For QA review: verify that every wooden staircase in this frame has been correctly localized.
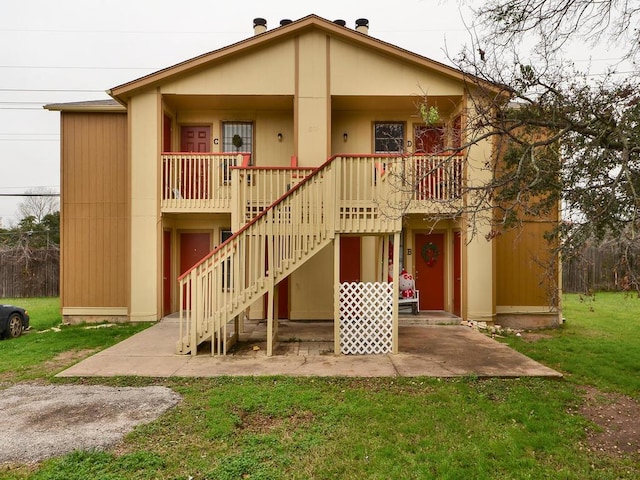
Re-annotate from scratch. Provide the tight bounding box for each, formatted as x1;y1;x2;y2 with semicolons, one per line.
175;154;461;355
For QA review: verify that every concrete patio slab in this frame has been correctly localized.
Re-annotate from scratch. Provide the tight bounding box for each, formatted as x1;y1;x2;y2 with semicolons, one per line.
57;316;562;379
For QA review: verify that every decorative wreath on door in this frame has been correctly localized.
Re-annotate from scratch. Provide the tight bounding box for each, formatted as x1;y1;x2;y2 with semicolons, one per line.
421;242;439;267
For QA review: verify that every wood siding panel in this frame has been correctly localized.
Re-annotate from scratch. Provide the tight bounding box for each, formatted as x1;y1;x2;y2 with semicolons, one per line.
495;222;557;307
60;112;129;309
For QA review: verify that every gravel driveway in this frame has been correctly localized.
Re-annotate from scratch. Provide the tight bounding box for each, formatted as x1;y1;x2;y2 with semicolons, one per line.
0;384;181;464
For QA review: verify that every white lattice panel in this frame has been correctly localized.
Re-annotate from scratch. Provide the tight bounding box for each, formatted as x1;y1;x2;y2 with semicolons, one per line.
339;282;393;354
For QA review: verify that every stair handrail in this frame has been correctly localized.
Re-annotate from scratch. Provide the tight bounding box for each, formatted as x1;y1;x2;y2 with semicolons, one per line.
177;155;338;354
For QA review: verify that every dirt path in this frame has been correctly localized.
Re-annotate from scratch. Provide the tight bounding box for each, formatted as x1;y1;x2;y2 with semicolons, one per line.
0;384;181;464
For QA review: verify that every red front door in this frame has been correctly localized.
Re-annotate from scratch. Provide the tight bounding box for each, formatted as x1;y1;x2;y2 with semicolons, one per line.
180;233;211;275
163;231;171;315
180;233;211;308
180;126;211;199
180;126;211;152
415;233;445;310
163;114;172;152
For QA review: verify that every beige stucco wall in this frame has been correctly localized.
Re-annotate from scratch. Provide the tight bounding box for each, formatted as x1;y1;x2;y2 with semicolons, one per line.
329;37;462;97
464;97;496;322
162;41;296;95
289;243;334;319
296;32;330;166
129;91;162;321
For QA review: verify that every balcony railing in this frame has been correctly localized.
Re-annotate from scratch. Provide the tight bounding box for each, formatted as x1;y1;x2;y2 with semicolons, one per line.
383;154;464;213
161;153;464;217
161;153;246;212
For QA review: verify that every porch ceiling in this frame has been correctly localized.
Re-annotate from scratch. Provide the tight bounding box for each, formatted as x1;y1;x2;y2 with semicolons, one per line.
162;94;294;110
331;95;462;114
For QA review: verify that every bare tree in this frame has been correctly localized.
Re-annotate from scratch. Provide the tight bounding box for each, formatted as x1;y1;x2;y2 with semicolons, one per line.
473;0;640;62
17;187;59;223
437;0;640;292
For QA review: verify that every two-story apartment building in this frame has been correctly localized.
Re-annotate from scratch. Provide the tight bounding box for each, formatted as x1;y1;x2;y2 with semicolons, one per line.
46;15;560;356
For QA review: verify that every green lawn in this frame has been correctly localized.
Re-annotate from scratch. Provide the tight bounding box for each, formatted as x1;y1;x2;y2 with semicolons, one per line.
0;294;638;479
0;297;150;383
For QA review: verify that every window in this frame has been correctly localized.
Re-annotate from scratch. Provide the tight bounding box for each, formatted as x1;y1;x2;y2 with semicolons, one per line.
374;122;404;153
221;122;253;184
223;122;253;155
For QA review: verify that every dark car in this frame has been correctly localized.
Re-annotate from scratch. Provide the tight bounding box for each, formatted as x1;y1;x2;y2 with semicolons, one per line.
0;304;30;339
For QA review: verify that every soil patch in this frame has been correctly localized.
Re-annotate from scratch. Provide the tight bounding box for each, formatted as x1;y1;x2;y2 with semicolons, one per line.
577;386;640;458
0;384;181;465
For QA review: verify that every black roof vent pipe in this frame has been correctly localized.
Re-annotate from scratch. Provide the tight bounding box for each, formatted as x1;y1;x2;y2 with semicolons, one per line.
253;18;267;35
355;18;369;34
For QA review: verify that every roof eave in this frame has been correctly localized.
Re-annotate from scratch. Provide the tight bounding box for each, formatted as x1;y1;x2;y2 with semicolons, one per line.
43;101;127;113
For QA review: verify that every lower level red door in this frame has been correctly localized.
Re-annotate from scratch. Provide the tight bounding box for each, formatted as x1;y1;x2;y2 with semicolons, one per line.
163;231;171;316
180;233;211;308
415;233;445;310
340;236;361;282
180;233;211;274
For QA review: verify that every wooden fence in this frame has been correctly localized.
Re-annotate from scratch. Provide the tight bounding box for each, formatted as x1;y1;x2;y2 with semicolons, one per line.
562;244;639;293
0;247;59;297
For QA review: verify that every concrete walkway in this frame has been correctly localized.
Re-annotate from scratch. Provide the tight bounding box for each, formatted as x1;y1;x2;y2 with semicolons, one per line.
57;315;562;378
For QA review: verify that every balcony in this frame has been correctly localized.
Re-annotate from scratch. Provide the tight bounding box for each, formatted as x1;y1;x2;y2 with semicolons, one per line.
161;153;246;212
161;153;464;220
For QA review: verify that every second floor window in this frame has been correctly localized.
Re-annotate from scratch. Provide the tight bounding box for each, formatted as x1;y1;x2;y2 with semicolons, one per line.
223;122;253;155
374;122;404;153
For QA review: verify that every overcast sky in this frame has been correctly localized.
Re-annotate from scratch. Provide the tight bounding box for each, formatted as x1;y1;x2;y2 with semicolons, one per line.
0;0;623;226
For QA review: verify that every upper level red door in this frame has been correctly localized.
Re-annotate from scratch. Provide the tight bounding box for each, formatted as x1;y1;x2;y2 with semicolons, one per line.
179;126;211;199
414;233;445;310
181;126;211;152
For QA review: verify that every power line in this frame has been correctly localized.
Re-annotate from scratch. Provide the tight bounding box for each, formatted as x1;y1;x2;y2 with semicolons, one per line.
0;102;49;105
0;27;244;35
0;65;158;70
0;137;60;141
0;107;49;111
0;193;60;197
0;88;105;93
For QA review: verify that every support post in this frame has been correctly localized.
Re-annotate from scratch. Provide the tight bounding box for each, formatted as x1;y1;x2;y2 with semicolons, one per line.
382;236;390;281
273;282;280;341
334;234;341;355
266;211;275;357
392;232;400;354
190;270;198;356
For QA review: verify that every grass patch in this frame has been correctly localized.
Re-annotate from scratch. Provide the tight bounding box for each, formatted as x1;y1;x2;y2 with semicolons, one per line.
503;292;640;397
12;377;626;480
0;293;638;479
0;297;150;382
1;297;61;330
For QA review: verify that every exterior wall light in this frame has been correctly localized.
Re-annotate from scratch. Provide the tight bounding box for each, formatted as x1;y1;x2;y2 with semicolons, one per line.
343;132;348;142
277;132;283;142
